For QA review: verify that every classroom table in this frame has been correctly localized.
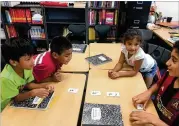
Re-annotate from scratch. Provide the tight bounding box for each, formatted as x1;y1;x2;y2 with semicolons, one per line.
61;45;89;72
1;73;86;126
89;43;122;70
83;69;158;126
148;26;179;47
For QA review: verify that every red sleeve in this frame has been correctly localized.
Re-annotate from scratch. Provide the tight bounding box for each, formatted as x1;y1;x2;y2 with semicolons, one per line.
33;64;52;82
156;72;168;87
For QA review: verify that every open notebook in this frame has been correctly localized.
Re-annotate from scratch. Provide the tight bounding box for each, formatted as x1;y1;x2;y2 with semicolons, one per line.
86;53;112;66
10;91;54;110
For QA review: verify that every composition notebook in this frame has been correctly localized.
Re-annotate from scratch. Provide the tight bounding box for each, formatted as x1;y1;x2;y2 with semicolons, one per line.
167;37;179;44
85;53;112;66
72;44;87;53
10;91;54;110
82;103;124;126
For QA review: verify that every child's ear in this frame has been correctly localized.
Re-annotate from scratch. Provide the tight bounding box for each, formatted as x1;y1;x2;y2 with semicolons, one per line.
9;59;18;67
52;52;59;59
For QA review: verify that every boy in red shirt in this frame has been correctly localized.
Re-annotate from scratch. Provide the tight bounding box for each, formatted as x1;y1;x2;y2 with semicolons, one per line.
33;36;72;83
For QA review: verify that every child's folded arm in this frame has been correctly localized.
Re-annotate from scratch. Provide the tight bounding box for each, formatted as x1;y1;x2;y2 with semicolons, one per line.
39;73;61;83
14;91;34;102
25;82;47;89
14;88;50;102
112;52;125;72
117;59;143;77
25;80;55;90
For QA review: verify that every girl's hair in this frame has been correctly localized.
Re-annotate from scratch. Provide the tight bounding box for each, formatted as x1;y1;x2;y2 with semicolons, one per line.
173;40;179;54
121;29;142;44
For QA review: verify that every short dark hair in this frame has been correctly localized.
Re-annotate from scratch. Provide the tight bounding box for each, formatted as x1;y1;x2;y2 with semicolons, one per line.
173;40;179;54
122;29;142;44
50;36;72;55
1;38;34;64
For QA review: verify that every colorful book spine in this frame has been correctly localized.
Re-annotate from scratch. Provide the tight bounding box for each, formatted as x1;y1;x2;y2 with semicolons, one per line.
89;27;95;40
105;12;114;25
6;25;17;38
26;9;32;23
102;9;106;24
5;10;12;23
30;26;45;39
115;10;118;25
6;9;32;23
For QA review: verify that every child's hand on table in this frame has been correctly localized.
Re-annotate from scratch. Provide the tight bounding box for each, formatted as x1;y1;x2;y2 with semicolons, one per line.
45;84;54;92
31;88;49;98
108;70;120;79
132;90;152;110
53;69;62;82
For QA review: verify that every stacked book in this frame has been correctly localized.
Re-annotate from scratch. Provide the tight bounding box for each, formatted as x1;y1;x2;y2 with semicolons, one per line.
1;1;20;7
31;8;43;24
88;1;120;8
30;26;45;39
6;25;17;38
5;9;32;23
89;10;118;25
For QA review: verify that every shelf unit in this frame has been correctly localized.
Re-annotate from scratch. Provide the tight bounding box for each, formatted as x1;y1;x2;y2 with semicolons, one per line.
1;1;124;51
1;2;88;53
1;3;48;53
43;4;88;44
87;1;120;43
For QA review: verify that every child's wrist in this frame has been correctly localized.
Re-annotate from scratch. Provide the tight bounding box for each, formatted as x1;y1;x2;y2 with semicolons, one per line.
151;117;167;126
117;71;121;77
29;90;36;97
148;88;154;96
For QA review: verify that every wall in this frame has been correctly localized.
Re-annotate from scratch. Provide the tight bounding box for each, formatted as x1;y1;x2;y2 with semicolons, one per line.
155;1;179;21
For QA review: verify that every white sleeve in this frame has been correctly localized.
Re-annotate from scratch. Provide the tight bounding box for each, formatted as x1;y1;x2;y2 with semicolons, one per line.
121;44;127;54
135;48;145;60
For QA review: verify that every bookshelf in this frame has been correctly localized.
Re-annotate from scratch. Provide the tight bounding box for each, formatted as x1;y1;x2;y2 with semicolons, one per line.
46;22;85;25
1;1;122;52
43;4;87;43
87;1;120;43
1;3;48;53
88;7;119;10
1;2;87;53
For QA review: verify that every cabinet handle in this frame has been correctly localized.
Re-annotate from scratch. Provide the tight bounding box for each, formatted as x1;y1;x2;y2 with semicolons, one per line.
134;20;140;24
132;26;139;29
137;1;143;4
136;7;143;10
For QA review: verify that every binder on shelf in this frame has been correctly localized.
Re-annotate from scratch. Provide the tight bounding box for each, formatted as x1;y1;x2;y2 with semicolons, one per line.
89;28;95;40
115;10;118;25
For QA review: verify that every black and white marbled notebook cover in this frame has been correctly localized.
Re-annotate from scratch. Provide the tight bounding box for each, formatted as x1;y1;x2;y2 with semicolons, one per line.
72;44;87;53
82;103;124;126
10;91;54;110
85;54;112;66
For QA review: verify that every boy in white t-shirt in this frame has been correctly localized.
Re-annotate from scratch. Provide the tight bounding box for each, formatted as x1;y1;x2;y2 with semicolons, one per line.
108;29;157;87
